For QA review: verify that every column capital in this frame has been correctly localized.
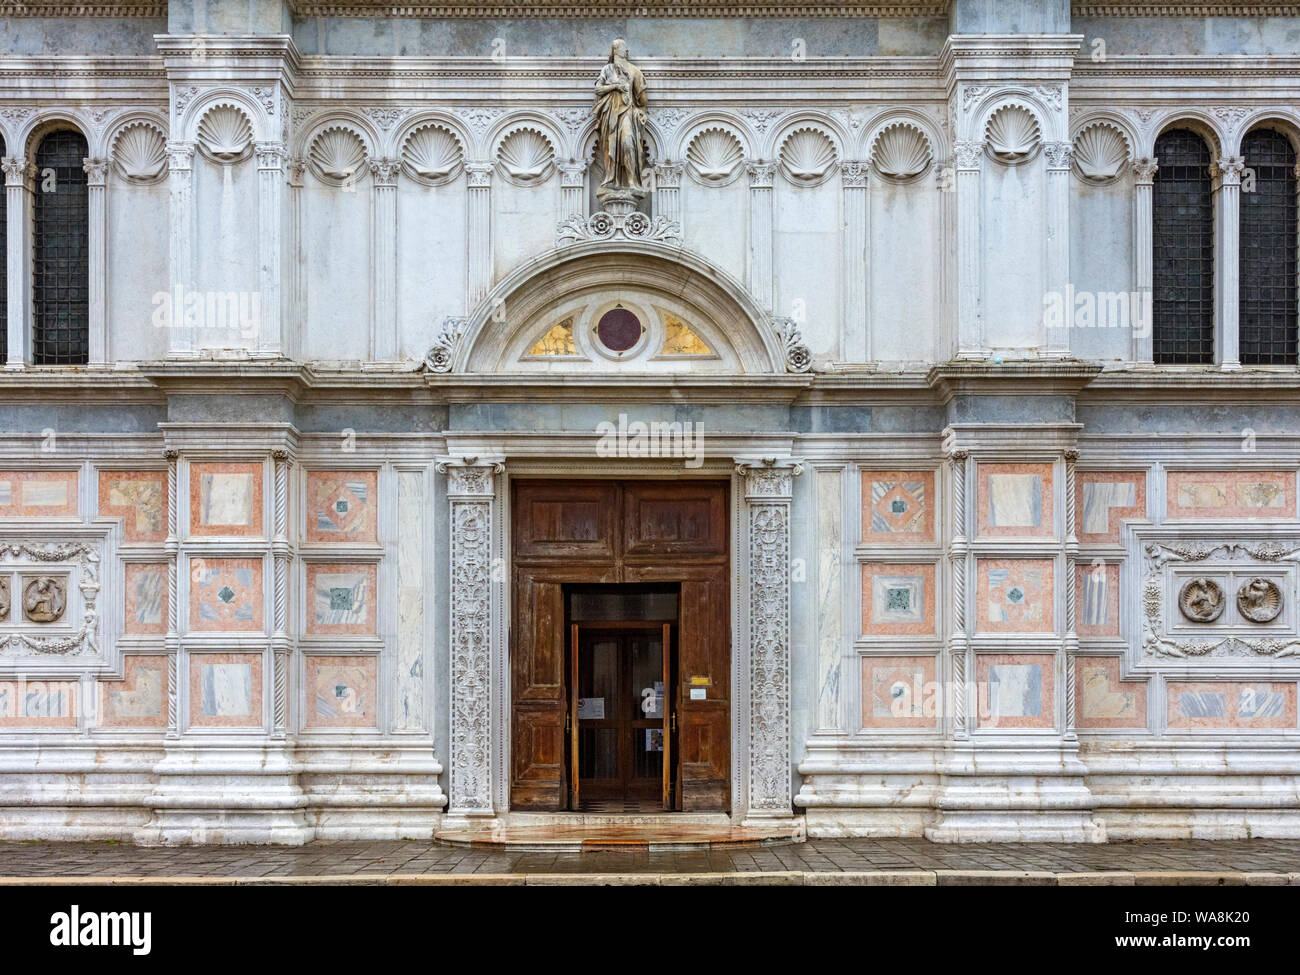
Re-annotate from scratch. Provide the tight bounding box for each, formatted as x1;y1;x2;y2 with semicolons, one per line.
255;142;287;171
1132;156;1157;185
841;160;870;188
1;155;26;187
746;160;776;188
558;162;586;188
735;457;803;500
82;156;108;186
466;161;493;187
286;156;306;187
369;157;400;187
953;140;984;170
653;161;683;188
1211;154;1246;188
165;141;195;172
1043;141;1073;171
437;456;505;497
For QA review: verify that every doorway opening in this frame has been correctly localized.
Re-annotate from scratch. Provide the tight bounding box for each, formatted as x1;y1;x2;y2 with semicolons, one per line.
567;584;679;812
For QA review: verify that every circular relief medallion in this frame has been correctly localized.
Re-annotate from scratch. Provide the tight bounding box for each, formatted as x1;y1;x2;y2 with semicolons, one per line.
1178;577;1225;623
22;576;66;624
595;307;643;354
1237;577;1283;623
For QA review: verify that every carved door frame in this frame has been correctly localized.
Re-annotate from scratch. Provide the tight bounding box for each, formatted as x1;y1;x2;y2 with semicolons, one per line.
439;452;801;826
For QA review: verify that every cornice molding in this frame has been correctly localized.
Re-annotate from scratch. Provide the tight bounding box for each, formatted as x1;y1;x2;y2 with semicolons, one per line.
1072;3;1300;15
287;1;948;15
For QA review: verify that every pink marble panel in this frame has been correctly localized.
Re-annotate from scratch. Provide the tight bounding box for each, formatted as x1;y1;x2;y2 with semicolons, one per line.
189;462;263;538
1075;470;1146;544
975;653;1056;730
188;652;263;728
1166;681;1297;730
305;470;379;544
100;655;168;728
98;470;167;543
1075;657;1147;730
304;655;378;729
977;462;1054;539
861;562;937;636
977;558;1055;634
861;470;935;544
860;655;938;729
1165;470;1296;520
0;470;79;520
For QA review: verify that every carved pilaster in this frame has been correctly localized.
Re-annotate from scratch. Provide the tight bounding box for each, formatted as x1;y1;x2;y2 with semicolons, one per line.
946;449;969;739
370;158;400;360
842;161;870;361
1044;144;1072;356
746;162;776;312
654;162;682;227
953;142;984;357
438;456;504;817
164;448;180;739
254;143;286;358
1131;158;1157;362
82;158;108;364
166;142;195;356
466;162;493;306
736;458;802;816
559;161;586;218
271;448;293;739
4;156;28;365
1212;155;1246;370
1063;449;1080;740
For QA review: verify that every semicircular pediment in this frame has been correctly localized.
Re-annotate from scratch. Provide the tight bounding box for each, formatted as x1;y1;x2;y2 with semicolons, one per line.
457;244;788;375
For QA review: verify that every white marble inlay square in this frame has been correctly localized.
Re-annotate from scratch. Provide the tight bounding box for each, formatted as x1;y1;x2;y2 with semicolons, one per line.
989;474;1042;527
200;473;254;527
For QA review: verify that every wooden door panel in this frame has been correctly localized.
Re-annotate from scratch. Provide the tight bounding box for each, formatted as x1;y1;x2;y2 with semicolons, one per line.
623;481;726;558
511;704;566;809
513;480;618;561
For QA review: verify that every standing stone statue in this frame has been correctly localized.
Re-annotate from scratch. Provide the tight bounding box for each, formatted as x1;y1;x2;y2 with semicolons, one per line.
593;38;650;210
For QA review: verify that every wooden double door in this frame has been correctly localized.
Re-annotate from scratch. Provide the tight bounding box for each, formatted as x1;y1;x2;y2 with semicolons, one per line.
511;479;730;813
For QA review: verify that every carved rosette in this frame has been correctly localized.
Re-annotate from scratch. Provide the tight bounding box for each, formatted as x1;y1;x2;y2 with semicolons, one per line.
555;210;683;247
737;459;801;815
438;457;504;815
424;316;467;374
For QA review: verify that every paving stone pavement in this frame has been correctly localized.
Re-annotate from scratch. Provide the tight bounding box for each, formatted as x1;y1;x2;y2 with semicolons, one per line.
2;837;1300;883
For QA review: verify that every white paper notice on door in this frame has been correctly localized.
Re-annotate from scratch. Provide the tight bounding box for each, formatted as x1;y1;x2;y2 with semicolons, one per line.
578;697;605;719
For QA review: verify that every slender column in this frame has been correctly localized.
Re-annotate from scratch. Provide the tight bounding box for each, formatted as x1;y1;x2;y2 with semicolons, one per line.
559;162;585;218
946;449;969;739
1062;448;1080;740
2;156;29;367
164;448;180;739
465;162;493;308
746;162;775;313
271;448;293;739
1131;158;1157;362
255;142;286;358
166;142;195;357
841;161;869;362
954;141;984;357
736;458;802;817
654;162;682;227
1044;142;1072;356
1213;155;1245;370
82;157;108;364
369;158;399;360
438;457;504;818
286;158;306;360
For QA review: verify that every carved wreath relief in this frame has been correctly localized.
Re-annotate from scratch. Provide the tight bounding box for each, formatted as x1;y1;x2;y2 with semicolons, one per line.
1237;578;1283;624
1178;577;1225;623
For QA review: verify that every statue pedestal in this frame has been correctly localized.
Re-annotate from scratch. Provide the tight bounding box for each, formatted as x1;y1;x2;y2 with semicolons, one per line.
596;186;644;216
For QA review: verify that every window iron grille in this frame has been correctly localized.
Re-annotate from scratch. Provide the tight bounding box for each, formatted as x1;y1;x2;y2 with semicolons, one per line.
1152;129;1215;364
32;129;89;365
1240;128;1298;365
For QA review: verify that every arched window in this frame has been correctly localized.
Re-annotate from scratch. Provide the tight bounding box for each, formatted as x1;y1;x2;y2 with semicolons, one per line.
32;129;89;365
1240;128;1298;365
1152;129;1214;364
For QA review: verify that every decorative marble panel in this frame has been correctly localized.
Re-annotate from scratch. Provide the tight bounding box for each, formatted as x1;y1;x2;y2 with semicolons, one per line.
189;463;263;538
977;558;1055;633
0;679;78;727
1165;681;1296;730
304;655;378;729
1076;471;1146;545
124;563;168;635
861;470;934;544
99;655;167;728
860;562;936;636
189;557;264;633
394;471;425;732
305;470;378;544
188;652;262;728
306;563;377;636
975;653;1055;730
1074;657;1146;730
860;654;938;729
977;463;1054;538
1165;471;1296;521
0;471;79;520
1076;562;1120;639
98;471;167;544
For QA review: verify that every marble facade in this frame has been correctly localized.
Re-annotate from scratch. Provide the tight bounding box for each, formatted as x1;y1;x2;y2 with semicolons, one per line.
0;1;1299;843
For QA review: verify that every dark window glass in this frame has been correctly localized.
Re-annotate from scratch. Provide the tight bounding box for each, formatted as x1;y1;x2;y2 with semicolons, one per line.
1240;129;1298;365
0;135;6;362
32;129;89;365
1153;129;1214;364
